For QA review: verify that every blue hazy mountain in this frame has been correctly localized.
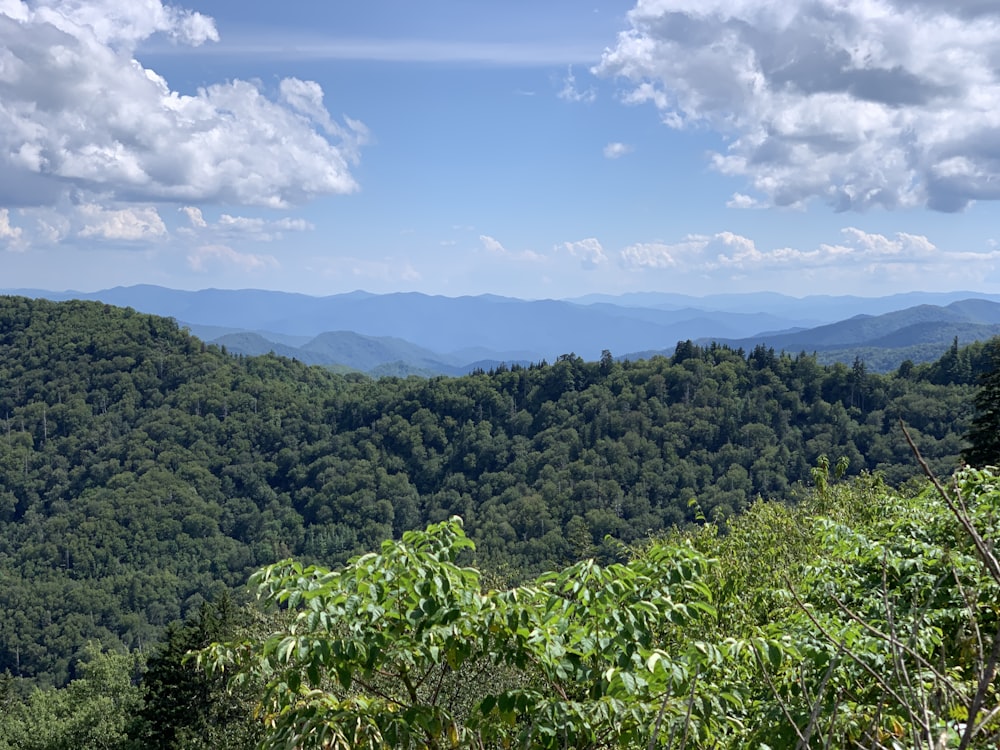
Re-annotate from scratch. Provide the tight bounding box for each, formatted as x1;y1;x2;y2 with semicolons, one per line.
705;301;1000;351
569;290;1000;319
2;285;820;360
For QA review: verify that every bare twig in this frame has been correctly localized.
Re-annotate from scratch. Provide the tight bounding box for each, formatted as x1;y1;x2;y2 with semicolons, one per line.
786;583;919;732
959;623;1000;750
900;420;1000;750
751;647;808;746
827;591;962;700
646;679;675;750
798;646;843;750
677;664;702;750
899;421;1000;585
880;556;930;749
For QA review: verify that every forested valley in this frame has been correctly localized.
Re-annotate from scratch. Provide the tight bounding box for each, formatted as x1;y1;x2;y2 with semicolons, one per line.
1;295;997;749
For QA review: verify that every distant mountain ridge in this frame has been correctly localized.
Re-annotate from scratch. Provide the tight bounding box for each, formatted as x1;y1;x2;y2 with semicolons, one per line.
662;299;1000;372
211;330;495;376
4;285;1000;374
704;300;1000;352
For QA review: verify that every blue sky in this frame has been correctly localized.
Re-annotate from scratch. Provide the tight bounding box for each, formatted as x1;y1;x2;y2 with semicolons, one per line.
2;0;1000;299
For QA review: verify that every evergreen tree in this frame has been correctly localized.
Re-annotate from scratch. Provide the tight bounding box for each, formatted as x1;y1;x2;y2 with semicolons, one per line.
134;594;261;749
963;338;1000;466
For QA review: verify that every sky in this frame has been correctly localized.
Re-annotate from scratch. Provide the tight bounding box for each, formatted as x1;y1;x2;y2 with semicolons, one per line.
2;0;1000;299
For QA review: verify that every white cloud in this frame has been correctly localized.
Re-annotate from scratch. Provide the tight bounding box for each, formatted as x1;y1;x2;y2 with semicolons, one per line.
33;212;69;243
180;206;206;228
620;238;705;269
835;227;937;259
603;142;633;159
726;193;763;209
0;1;367;210
558;65;596;104
5;200;315;250
558;237;607;269
218;214;266;233
279;77;370;163
187;244;278;272
619;228;955;273
77;204;166;240
0;207;23;246
479;234;543;262
274;217;314;232
37;0;217;47
280;78;336;131
598;0;1000;212
0;2;28;22
480;234;507;254
178;209;314;240
702;232;766;268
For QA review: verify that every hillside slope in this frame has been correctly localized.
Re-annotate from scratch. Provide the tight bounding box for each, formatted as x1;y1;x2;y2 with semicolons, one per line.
0;296;982;687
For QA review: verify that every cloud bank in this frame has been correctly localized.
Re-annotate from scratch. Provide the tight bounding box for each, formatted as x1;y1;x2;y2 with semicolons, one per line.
0;0;367;209
618;228;1000;274
598;0;1000;212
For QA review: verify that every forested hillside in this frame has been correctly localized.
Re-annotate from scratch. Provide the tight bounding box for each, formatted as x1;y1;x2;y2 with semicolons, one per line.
6;471;1000;748
0;297;985;687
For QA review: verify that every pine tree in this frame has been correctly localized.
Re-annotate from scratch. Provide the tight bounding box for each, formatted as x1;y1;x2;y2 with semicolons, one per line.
134;594;260;749
963;338;1000;467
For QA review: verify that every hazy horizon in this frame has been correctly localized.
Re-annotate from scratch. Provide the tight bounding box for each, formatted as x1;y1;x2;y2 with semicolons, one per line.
7;283;1000;306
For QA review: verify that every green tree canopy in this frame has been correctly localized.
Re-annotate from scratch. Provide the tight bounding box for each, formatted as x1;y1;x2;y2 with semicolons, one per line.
964;339;1000;466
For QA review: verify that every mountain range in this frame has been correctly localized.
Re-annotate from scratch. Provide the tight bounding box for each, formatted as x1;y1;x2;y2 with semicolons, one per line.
4;285;1000;374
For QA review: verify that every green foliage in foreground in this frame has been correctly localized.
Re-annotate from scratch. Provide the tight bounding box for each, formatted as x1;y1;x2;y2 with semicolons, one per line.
200;466;1000;749
201;518;736;749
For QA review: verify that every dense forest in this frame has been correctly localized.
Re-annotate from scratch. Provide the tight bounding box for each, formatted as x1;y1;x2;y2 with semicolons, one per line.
0;296;992;695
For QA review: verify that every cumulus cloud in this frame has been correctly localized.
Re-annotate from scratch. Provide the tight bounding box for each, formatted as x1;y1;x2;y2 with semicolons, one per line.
597;0;1000;212
558;238;607;269
620;237;706;269
29;0;218;48
0;207;23;246
187;244;278;272
726;193;763;209
603;142;633;159
179;205;207;228
77;203;166;240
0;1;367;209
557;65;596;103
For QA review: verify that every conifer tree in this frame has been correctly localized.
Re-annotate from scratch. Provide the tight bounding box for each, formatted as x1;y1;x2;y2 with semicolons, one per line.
963;338;1000;467
135;594;260;749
